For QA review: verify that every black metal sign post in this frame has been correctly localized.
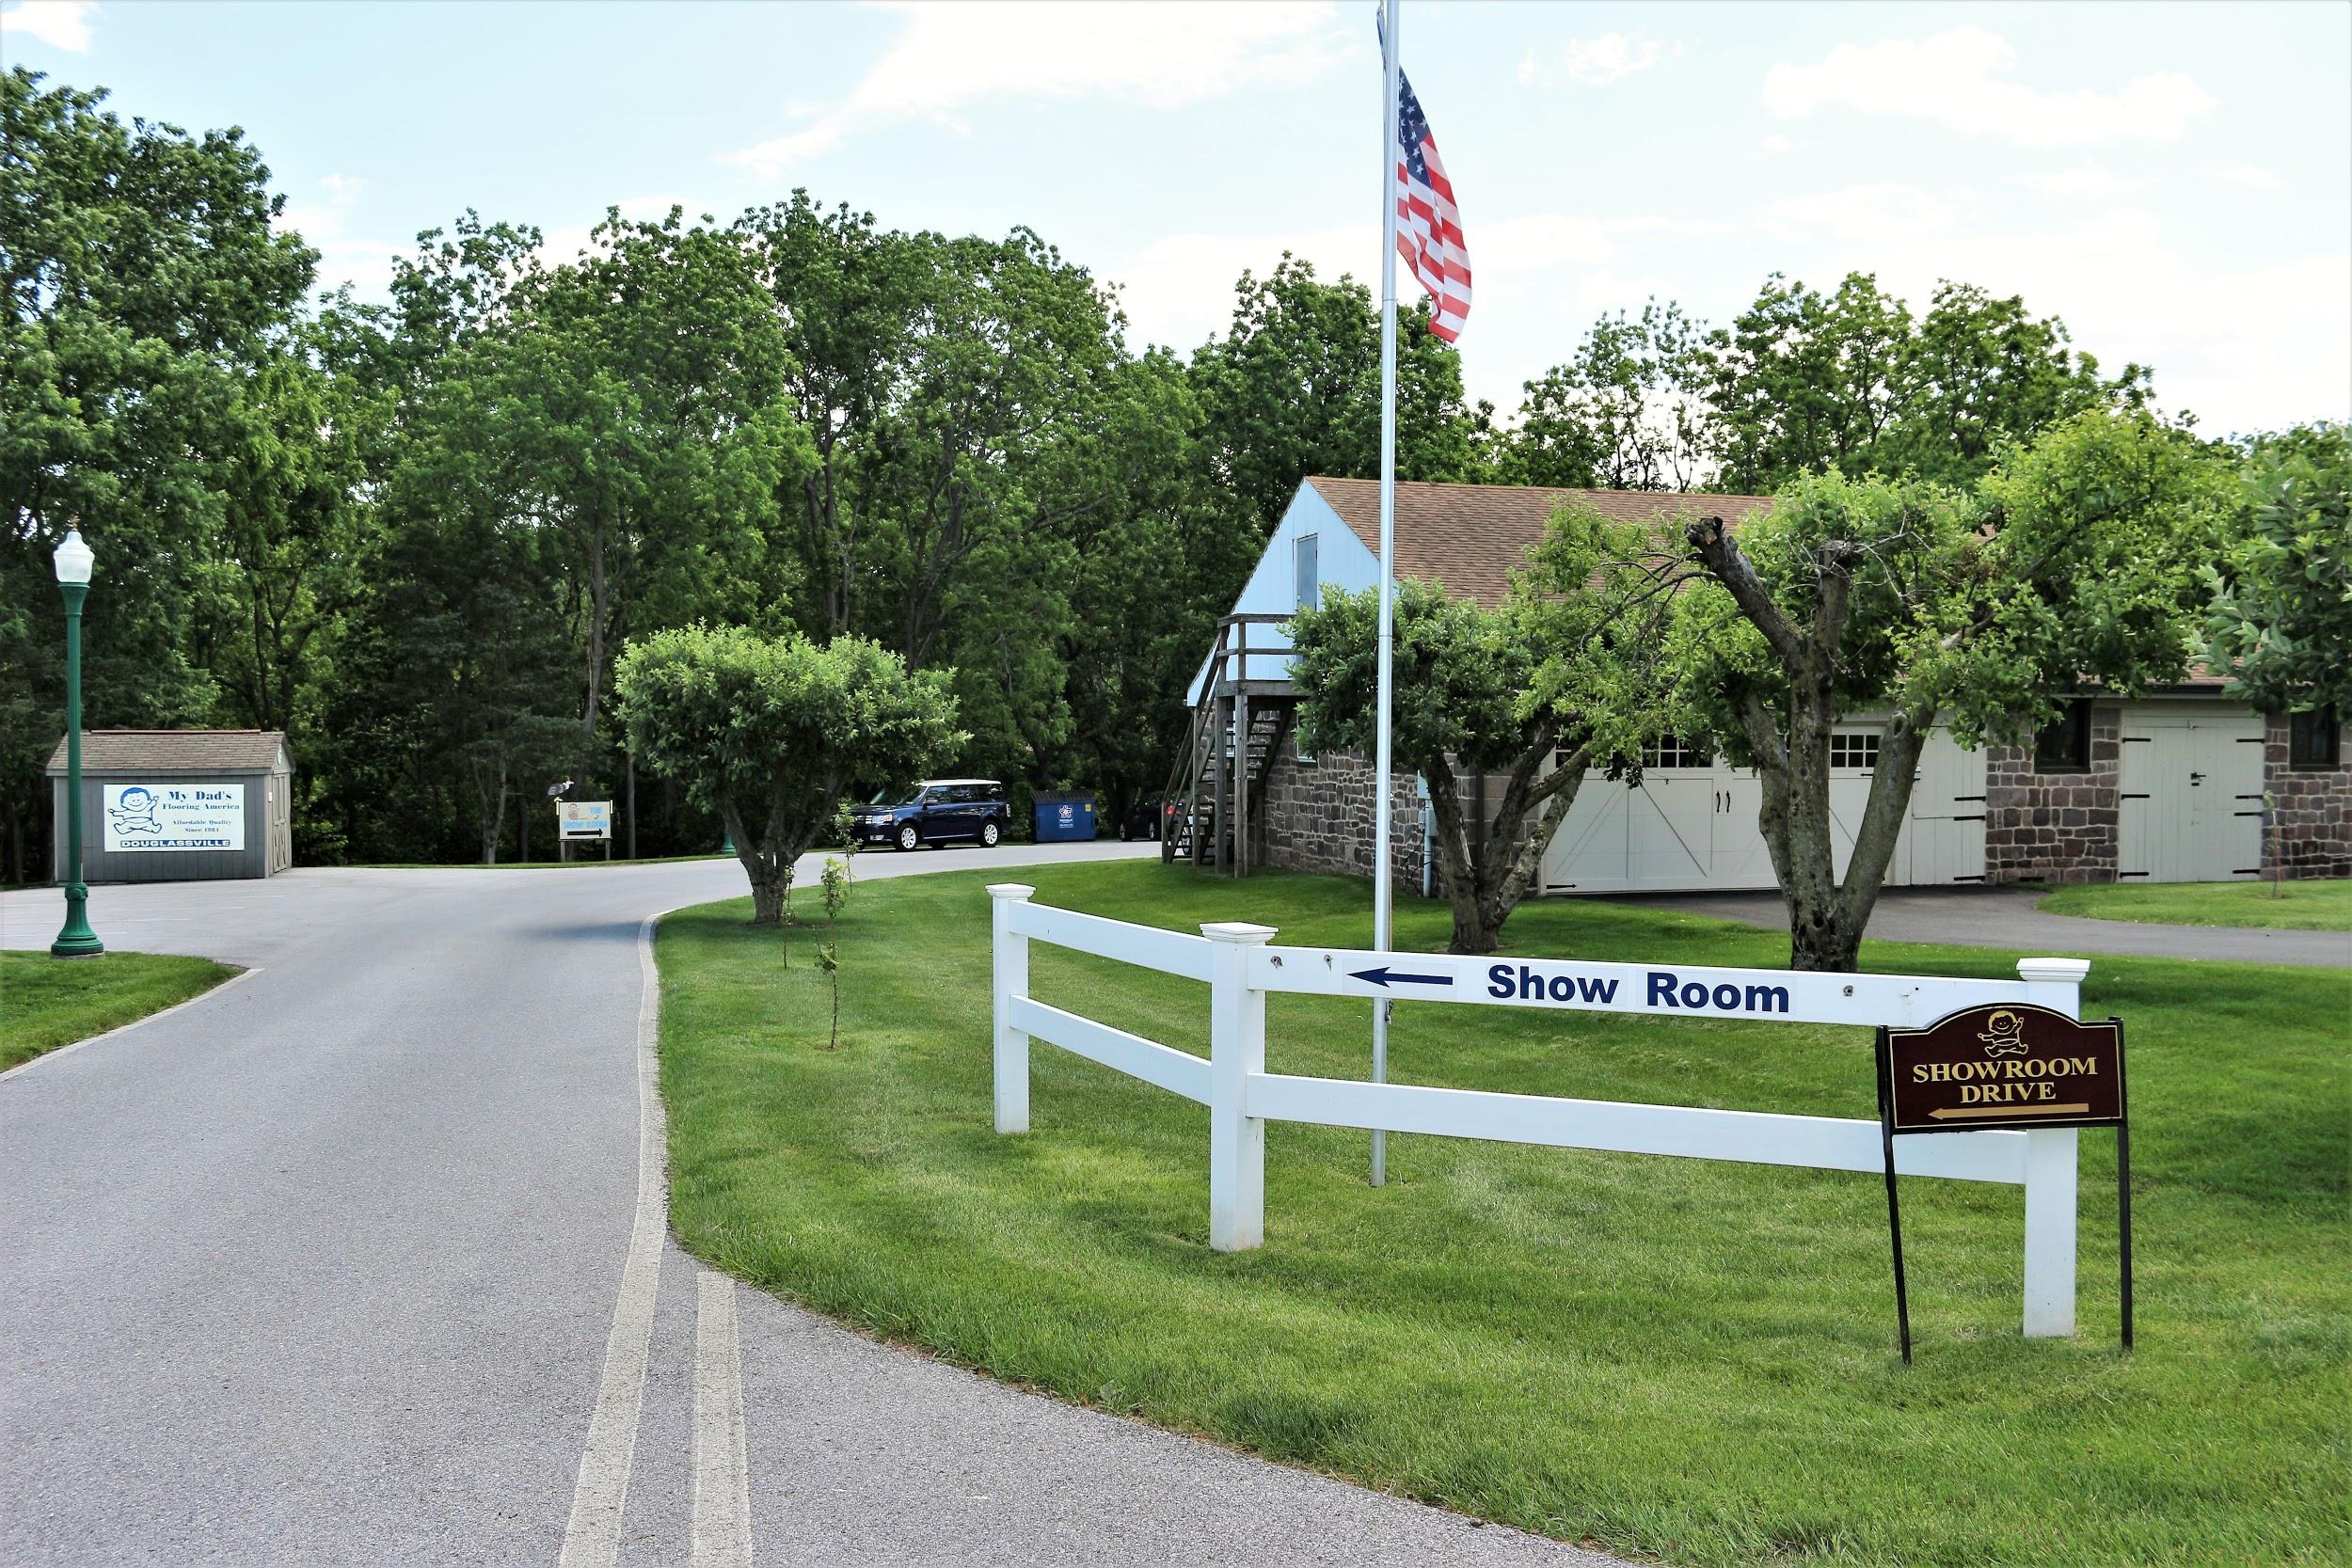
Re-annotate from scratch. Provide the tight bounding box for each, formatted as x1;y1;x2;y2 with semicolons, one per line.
1876;1006;2132;1360
1874;1026;1914;1363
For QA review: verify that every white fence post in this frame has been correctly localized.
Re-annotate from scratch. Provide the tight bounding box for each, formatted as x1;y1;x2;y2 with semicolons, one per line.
1203;919;1278;1251
2016;957;2090;1338
989;884;1036;1135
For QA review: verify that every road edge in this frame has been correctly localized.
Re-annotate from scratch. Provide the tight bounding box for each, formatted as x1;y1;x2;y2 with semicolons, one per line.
0;964;260;1085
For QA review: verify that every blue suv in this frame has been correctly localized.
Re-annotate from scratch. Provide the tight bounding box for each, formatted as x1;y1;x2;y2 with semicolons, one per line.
854;779;1013;851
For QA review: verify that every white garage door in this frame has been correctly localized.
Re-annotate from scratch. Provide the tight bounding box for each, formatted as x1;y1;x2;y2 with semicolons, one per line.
1542;729;1987;894
2118;713;2265;881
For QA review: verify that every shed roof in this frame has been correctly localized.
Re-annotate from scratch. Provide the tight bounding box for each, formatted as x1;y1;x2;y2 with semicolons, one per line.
45;729;290;776
1303;476;1774;609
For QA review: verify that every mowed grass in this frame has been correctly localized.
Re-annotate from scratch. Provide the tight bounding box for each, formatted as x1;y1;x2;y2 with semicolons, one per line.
2039;878;2352;932
0;949;241;1069
658;862;2348;1567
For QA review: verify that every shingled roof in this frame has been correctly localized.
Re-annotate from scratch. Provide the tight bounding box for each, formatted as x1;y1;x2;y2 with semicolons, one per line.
44;730;290;775
1304;476;1773;608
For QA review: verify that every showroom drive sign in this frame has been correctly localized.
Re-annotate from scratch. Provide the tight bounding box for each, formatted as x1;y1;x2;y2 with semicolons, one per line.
103;784;245;852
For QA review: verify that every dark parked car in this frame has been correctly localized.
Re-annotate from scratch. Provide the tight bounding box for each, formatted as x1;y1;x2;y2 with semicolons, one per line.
1118;793;1168;842
852;779;1013;851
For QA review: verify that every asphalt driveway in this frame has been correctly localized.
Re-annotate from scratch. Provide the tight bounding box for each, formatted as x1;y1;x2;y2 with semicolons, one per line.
1;847;1616;1568
1611;884;2349;968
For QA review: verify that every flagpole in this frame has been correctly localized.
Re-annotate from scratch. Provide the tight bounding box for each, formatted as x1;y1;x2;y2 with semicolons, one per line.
1370;0;1402;1188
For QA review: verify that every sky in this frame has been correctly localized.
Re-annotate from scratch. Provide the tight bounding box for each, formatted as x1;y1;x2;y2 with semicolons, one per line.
6;0;2348;436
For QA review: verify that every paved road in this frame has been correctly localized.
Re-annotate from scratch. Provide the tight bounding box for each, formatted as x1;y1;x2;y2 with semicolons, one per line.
1;850;1615;1568
1613;885;2350;969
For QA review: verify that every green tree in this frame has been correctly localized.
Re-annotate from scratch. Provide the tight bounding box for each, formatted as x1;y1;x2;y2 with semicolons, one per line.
2202;423;2352;716
1700;273;1916;493
613;625;962;925
1189;255;1482;537
741;198;1167;784
1699;272;2151;493
1490;300;1711;492
425;212;809;786
0;69;314;878
1672;410;2232;971
201;301;398;741
1289;506;1677;954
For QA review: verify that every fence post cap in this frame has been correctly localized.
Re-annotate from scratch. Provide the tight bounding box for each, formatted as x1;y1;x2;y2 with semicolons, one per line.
986;883;1037;901
2015;957;2091;983
1200;921;1278;944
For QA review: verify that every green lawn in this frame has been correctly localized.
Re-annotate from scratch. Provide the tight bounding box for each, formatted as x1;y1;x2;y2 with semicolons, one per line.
2038;879;2352;931
0;949;242;1070
658;862;2347;1567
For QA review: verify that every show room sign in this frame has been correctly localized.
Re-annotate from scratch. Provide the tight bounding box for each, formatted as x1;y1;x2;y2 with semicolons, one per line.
102;784;246;852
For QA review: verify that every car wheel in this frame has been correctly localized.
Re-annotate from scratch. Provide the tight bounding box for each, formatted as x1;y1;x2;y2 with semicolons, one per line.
897;823;921;851
980;820;1001;847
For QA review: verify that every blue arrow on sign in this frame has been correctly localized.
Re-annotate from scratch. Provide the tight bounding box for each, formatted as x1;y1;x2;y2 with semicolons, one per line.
1350;966;1454;989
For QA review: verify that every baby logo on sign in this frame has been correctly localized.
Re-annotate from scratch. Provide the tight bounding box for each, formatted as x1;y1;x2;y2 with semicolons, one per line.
1882;1004;2125;1132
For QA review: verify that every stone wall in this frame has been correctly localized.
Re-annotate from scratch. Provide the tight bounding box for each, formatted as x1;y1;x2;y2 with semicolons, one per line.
1982;706;2122;884
2264;710;2352;879
1255;735;1429;897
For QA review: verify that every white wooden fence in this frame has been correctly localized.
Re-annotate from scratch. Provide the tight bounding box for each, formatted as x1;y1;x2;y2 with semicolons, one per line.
988;883;2092;1338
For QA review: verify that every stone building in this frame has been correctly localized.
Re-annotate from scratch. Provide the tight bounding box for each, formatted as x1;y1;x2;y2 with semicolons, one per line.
1168;476;2347;895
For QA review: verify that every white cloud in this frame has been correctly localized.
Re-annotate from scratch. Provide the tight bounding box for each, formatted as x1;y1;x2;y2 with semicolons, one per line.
725;1;1343;176
277;175;401;299
1107;226;1365;352
1761;26;2216;147
1755;134;1797;159
2011;166;2153;203
2206;163;2286;192
1518;34;1668;88
0;0;95;51
1764;182;1962;245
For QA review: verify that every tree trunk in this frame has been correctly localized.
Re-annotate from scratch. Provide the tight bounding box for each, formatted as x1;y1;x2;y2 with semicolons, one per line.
1421;736;1586;957
724;800;788;926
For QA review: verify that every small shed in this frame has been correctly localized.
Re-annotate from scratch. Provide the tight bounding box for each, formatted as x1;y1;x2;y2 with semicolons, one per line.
45;730;294;882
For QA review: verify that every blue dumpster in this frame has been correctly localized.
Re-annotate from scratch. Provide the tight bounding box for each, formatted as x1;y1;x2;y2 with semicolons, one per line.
1032;792;1099;843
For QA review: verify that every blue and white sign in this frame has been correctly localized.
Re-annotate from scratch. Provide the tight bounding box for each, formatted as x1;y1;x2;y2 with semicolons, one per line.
102;783;245;852
558;800;612;839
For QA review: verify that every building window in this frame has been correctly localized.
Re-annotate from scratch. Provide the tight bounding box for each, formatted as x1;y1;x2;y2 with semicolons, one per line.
1829;732;1881;771
1641;736;1712;769
1295;533;1319;612
2034;700;2093;772
2289;705;2341;768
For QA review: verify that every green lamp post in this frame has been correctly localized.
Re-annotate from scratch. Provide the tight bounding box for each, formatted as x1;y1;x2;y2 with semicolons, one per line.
51;528;103;959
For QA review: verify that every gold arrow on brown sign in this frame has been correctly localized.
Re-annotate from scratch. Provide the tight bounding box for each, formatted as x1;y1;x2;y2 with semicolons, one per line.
1928;1102;2091;1120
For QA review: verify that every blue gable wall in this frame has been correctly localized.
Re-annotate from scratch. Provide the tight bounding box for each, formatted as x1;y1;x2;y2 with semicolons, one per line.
1184;483;1380;705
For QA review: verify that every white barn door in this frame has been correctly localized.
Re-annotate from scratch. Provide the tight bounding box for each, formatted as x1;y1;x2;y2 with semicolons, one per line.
1908;733;1989;884
2119;711;2265;881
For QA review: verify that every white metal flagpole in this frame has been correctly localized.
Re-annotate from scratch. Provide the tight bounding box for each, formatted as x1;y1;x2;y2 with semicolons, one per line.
1370;0;1402;1188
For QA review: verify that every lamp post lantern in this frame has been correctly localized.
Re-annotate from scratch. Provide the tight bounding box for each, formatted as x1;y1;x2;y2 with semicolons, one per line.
51;529;103;958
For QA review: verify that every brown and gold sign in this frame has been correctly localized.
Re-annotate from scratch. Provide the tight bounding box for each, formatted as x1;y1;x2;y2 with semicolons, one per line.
1881;1004;2124;1132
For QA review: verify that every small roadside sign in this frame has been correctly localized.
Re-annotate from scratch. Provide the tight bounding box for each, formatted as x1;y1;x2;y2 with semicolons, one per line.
1874;1004;2133;1360
557;800;612;840
1882;1005;2124;1132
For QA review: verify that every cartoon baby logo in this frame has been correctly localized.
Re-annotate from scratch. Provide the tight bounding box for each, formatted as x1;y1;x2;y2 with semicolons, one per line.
107;786;163;838
1977;1007;2030;1057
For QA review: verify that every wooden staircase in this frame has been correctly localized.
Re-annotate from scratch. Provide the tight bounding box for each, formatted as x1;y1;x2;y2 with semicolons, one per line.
1162;614;1298;876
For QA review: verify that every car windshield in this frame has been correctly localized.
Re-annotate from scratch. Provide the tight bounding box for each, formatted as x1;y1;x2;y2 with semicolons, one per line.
867;786;921;808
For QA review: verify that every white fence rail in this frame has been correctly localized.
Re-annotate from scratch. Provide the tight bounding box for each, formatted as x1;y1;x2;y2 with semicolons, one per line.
988;883;2090;1338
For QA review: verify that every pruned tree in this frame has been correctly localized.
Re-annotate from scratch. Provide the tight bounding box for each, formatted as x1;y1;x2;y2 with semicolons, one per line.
1289;505;1677;955
613;626;961;925
1671;409;2233;971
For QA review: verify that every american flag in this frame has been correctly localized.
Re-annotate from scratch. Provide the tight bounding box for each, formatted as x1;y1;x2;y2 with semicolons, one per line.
1392;58;1470;342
